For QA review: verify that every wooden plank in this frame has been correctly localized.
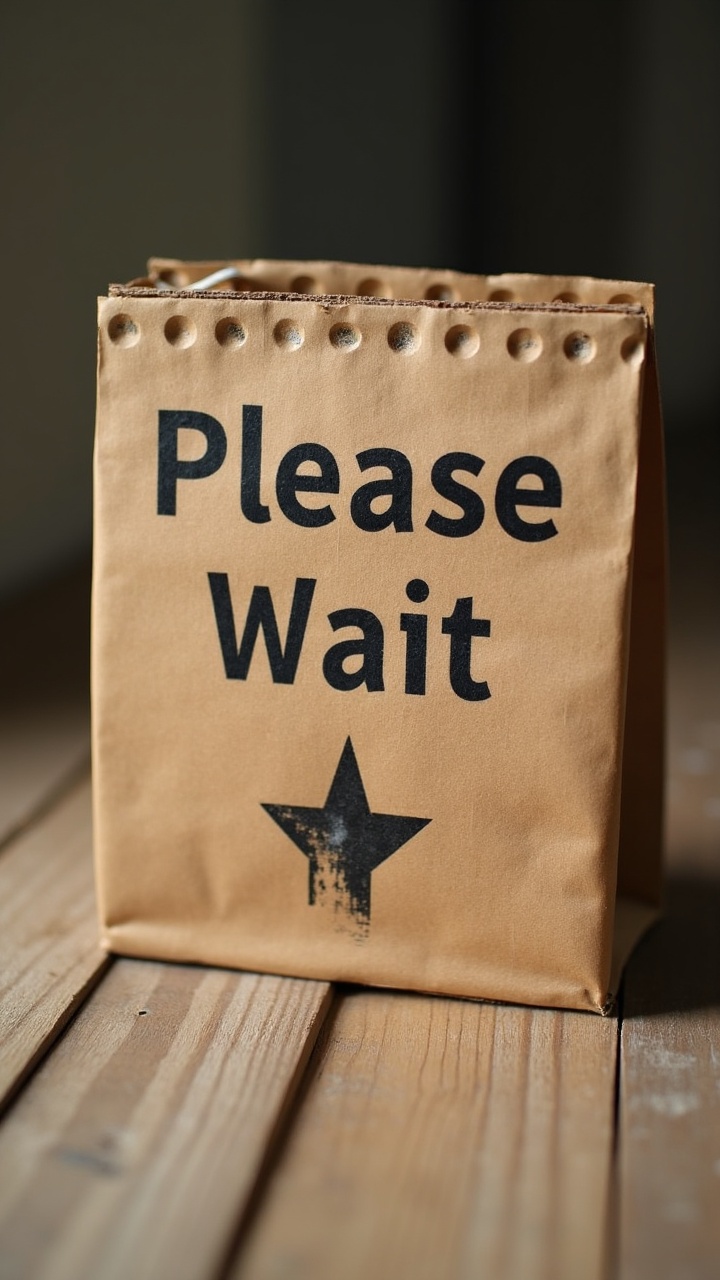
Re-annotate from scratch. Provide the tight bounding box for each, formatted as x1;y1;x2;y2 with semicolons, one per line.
617;489;720;1280
232;989;617;1280
618;765;720;1280
619;918;720;1280
0;958;333;1280
0;563;90;847
0;775;109;1114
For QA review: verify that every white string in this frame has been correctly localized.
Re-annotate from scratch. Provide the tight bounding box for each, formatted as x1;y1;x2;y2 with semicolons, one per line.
156;266;243;292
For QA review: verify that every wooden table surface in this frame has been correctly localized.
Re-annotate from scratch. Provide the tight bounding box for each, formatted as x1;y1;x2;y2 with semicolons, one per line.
1;435;718;1279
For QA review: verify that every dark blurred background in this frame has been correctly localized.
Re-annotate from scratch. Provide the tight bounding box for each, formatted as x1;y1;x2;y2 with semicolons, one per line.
1;0;718;614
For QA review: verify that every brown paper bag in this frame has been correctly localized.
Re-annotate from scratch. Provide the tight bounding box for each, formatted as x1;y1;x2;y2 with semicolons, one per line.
92;258;665;1013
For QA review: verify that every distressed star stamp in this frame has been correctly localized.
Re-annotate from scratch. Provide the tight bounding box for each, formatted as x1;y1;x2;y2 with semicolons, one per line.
262;738;431;936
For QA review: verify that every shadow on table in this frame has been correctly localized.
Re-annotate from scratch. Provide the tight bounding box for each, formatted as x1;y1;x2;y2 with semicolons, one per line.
622;870;720;1018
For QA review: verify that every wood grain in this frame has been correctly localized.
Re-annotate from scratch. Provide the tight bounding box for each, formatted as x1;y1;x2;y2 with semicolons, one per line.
0;563;90;847
0;775;109;1114
619;993;720;1280
233;988;618;1280
0;958;332;1280
0;436;716;1280
618;790;720;1277
617;497;720;1280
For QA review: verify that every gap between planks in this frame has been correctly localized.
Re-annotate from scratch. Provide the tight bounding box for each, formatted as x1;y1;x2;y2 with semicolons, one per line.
229;986;620;1280
0;563;100;1112
0;960;333;1280
0;773;110;1115
0;756;620;1280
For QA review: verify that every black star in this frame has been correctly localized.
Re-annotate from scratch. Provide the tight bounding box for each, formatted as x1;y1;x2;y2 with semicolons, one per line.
262;738;431;932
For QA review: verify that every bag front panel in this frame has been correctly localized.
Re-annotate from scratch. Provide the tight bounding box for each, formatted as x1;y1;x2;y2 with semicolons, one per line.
93;289;647;1010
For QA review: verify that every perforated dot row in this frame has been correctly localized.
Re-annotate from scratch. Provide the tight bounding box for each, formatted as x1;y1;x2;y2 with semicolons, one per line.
159;269;643;309
107;314;643;365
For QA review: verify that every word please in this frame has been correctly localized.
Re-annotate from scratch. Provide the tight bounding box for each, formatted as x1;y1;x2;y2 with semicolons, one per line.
158;407;563;541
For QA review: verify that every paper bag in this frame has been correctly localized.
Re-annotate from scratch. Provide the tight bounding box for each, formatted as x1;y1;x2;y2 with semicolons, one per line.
92;258;666;1013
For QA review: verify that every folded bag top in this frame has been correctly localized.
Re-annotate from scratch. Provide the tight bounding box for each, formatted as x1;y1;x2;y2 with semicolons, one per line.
92;259;665;1013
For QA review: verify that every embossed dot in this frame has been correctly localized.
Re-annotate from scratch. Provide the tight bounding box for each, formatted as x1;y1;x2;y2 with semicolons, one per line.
291;274;322;294
489;289;515;302
563;331;596;363
425;283;458;302
621;335;645;366
358;277;392;298
274;319;304;350
107;314;140;347
388;322;419;354
507;328;542;362
329;323;361;351
553;291;581;303
215;318;246;348
610;292;638;305
445;324;480;358
164;316;196;348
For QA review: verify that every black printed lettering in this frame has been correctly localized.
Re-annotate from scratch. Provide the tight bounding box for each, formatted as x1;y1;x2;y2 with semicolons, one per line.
158;410;227;516
208;574;316;683
494;455;562;542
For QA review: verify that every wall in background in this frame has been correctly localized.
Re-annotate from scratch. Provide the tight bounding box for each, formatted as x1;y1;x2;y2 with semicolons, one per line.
629;0;720;423
0;0;265;598
458;0;720;425
1;0;718;598
260;0;454;269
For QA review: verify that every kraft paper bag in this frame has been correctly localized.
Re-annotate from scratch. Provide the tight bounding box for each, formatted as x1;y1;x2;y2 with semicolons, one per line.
92;258;666;1013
